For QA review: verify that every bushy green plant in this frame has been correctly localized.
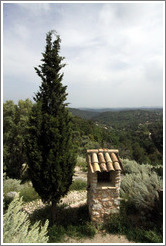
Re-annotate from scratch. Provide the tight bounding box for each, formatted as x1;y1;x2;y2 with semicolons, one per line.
78;222;96;238
3;196;49;243
121;160;162;207
3;178;21;194
76;156;87;172
126;228;163;243
3;178;40;204
104;205;163;243
121;171;162;213
123;159;153;174
48;224;66;243
19;182;40;202
69;179;87;191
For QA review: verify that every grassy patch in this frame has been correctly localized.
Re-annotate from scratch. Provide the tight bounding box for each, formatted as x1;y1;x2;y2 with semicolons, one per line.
69;179;87;191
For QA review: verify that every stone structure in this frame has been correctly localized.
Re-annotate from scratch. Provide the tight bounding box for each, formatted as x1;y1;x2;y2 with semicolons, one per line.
86;149;123;223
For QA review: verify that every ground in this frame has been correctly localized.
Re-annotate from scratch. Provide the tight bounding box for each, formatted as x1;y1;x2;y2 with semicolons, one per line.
65;233;134;243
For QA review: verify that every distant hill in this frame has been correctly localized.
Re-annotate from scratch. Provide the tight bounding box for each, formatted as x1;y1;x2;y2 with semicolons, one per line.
91;109;163;129
69;108;99;119
78;107;163;113
69;107;163;124
69;107;163;165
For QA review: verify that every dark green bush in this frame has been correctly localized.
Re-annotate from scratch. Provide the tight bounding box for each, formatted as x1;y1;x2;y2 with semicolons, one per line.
48;224;66;243
104;207;163;243
78;222;96;238
69;179;87;191
126;228;163;243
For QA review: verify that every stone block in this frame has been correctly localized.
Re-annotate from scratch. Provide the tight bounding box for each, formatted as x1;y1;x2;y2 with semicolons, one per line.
108;201;113;206
92;211;100;216
92;199;98;204
114;199;120;206
92;203;102;210
102;193;108;198
102;198;109;202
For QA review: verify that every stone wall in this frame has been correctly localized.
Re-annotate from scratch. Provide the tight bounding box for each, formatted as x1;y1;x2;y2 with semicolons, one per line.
87;167;121;223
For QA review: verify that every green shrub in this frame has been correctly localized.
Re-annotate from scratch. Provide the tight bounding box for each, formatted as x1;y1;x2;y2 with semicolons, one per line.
104;207;163;243
104;212;130;235
121;161;162;215
76;156;87;172
19;182;40;202
3;178;40;204
123;159;163;176
126;228;163;243
105;214;123;234
69;179;87;191
3;178;21;194
78;222;96;238
3;196;49;243
48;224;66;243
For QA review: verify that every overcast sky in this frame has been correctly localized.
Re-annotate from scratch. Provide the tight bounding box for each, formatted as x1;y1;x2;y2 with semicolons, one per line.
3;1;164;108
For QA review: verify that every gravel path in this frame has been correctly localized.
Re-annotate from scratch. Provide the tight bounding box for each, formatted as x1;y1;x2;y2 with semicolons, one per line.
23;190;87;214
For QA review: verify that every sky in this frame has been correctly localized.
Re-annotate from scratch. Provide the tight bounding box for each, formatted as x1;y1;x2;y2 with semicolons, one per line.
2;1;164;108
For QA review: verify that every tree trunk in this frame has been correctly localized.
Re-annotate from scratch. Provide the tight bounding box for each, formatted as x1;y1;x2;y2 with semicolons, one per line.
51;200;57;224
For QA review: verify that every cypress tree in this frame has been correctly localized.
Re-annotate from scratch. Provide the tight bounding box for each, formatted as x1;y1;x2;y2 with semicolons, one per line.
26;30;76;221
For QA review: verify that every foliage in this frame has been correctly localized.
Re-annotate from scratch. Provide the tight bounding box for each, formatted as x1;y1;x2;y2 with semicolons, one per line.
19;182;40;202
76;156;87;172
70;108;163;165
119;159;163;243
48;222;96;242
121;164;162;215
3;178;21;194
3;99;33;179
104;214;124;234
3;178;40;208
26;31;76;220
69;179;87;191
3;196;49;243
126;228;163;243
104;211;163;243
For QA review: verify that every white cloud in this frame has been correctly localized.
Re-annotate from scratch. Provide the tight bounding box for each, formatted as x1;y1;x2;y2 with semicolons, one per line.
3;2;164;107
16;2;51;16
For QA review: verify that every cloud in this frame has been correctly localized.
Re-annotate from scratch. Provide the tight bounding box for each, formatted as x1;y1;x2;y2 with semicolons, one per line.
3;2;164;107
16;2;51;16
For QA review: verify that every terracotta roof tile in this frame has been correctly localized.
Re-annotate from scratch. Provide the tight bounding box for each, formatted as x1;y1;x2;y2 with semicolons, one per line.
87;149;122;173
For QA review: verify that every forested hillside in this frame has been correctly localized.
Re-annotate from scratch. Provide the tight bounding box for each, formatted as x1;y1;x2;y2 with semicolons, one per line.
3;100;163;180
69;108;163;165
